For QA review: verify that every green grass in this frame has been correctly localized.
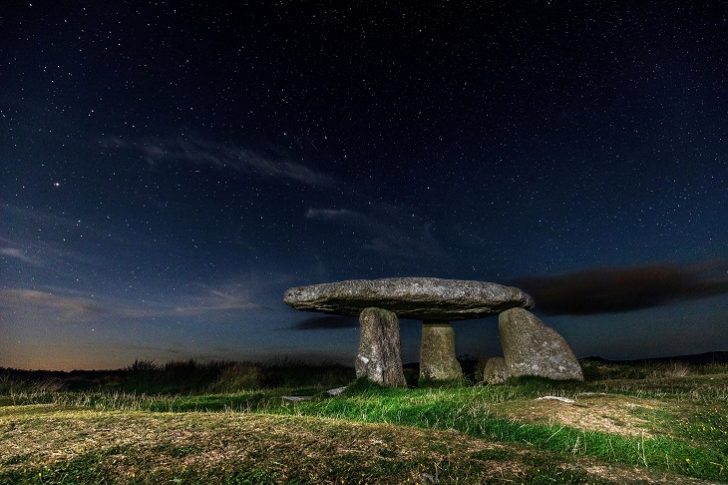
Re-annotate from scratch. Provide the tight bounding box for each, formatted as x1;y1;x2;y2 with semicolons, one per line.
268;382;727;481
1;359;727;483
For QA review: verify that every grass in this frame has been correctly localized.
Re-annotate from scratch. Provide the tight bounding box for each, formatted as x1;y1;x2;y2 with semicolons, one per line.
0;359;354;395
0;407;682;484
272;381;728;481
0;358;727;483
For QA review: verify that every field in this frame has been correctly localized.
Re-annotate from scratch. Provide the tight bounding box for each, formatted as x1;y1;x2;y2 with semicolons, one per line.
0;358;727;484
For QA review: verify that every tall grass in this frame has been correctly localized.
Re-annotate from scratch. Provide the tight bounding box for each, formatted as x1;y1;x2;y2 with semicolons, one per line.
0;359;354;396
581;358;728;381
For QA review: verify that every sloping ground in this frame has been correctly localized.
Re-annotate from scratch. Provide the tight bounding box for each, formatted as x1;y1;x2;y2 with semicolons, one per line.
0;405;714;484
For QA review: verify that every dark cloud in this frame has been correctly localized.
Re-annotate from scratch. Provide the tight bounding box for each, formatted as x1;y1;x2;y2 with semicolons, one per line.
292;315;359;330
513;261;728;316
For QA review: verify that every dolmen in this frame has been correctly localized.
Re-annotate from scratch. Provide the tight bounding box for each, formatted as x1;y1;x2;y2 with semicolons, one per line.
284;277;582;387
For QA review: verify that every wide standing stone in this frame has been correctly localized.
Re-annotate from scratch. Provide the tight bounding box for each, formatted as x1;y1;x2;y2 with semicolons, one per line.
284;277;534;320
419;322;463;381
499;308;583;381
482;356;509;384
355;307;406;387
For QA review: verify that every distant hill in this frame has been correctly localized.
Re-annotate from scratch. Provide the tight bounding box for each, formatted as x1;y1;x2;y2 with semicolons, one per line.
582;351;728;365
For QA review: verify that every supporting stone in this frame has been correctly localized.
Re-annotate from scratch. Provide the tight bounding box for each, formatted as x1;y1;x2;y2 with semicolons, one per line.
482;356;509;384
498;308;583;381
355;307;406;387
419;321;463;381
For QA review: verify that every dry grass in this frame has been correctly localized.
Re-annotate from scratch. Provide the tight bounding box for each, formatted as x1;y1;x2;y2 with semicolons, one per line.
0;406;519;483
490;393;659;438
2;364;727;483
0;405;710;484
581;464;714;484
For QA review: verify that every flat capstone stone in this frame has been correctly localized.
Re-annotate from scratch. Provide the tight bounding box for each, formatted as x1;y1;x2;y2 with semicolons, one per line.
283;277;534;320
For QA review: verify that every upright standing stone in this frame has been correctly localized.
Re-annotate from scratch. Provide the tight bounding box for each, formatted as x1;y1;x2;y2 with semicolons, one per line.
284;277;534;384
499;308;583;381
355;307;406;387
482;356;509;384
419;322;463;381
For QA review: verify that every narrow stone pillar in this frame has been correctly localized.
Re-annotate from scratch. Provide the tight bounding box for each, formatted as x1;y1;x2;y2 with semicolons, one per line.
419;321;463;381
355;307;406;387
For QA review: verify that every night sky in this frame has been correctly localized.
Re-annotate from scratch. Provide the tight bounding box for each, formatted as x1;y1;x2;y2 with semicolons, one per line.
2;2;727;370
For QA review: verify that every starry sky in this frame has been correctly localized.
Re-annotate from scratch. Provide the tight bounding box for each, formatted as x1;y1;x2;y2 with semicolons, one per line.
1;2;727;370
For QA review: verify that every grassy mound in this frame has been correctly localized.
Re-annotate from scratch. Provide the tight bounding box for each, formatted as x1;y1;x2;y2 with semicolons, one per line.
0;358;726;483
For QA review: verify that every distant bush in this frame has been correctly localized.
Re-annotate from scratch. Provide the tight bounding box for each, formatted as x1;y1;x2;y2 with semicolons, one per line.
580;358;728;381
652;362;691;378
209;363;263;392
0;371;66;394
3;354;724;397
0;359;354;396
259;361;353;389
127;359;158;372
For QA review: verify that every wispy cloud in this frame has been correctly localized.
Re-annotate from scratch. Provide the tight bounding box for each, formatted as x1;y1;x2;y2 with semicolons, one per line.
305;207;446;260
0;203;84;232
513;260;728;316
0;204;93;265
0;285;264;324
0;247;40;265
305;208;357;220
101;136;339;189
0;204;151;273
0;233;95;269
173;288;264;316
0;289;101;320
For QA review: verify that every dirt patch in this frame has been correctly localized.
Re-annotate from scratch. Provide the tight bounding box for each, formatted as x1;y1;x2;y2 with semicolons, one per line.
582;463;716;484
491;393;660;437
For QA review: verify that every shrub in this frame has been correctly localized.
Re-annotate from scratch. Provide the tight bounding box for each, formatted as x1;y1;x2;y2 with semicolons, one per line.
209;363;263;392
